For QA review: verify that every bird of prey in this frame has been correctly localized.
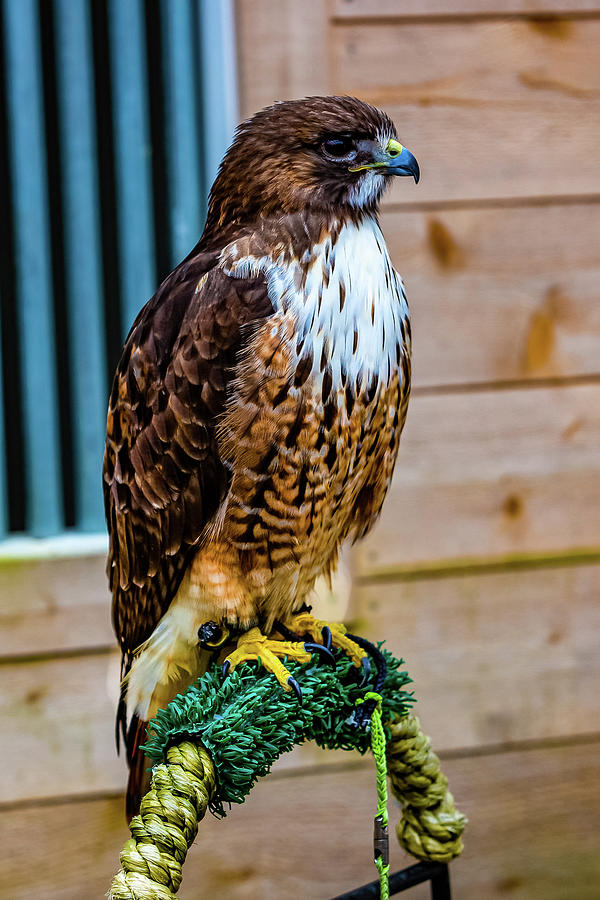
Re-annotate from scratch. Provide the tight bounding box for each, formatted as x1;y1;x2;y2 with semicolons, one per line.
103;95;419;818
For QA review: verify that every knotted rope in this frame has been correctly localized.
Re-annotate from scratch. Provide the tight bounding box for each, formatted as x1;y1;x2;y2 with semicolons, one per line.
387;715;467;862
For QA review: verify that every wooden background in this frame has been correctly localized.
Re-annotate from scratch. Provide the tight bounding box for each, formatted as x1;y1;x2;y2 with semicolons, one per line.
1;1;600;897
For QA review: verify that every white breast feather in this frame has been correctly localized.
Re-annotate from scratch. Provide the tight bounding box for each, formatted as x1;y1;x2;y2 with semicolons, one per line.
225;215;409;393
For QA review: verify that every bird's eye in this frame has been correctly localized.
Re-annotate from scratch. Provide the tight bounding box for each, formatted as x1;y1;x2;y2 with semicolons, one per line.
322;137;356;159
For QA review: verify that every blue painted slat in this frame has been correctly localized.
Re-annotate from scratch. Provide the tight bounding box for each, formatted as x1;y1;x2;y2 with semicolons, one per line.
0;309;7;537
198;0;239;191
53;0;107;532
107;0;156;337
2;0;63;537
161;0;204;266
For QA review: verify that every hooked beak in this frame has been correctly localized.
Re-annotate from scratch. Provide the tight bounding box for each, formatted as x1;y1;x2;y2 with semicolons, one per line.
349;137;420;184
383;138;420;183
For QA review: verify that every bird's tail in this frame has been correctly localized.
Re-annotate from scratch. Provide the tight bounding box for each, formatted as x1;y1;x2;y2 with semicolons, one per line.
125;714;151;822
122;645;214;821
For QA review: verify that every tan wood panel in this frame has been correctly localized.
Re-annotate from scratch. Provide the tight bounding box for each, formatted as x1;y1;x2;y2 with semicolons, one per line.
356;383;600;576
332;18;600;203
351;563;600;750
0;650;352;804
0;554;112;658
382;202;600;387
2;741;599;899
0;651;125;804
333;0;600;17
237;0;330;118
0;551;348;659
3;561;597;802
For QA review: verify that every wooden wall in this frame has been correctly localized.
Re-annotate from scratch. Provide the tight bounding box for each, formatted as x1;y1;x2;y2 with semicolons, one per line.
2;2;600;897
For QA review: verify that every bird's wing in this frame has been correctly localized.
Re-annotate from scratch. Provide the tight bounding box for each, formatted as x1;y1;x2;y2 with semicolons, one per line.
103;250;273;677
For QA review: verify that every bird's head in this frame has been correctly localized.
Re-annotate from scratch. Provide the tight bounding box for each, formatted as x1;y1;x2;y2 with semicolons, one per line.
203;95;419;239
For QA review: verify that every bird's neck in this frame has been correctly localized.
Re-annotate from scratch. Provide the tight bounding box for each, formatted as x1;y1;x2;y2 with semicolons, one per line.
288;215;409;388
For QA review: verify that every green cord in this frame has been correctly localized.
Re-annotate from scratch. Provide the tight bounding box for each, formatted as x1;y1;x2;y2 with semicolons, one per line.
359;691;390;900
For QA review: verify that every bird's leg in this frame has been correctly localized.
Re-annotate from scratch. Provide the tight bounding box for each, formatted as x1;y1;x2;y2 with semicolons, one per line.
286;611;370;679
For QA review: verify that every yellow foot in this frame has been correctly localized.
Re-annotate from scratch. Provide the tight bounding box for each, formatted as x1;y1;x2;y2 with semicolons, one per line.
222;627;335;700
288;612;368;671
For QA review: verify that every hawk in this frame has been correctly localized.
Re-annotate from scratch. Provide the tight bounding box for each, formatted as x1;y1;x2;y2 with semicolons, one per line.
103;95;419;817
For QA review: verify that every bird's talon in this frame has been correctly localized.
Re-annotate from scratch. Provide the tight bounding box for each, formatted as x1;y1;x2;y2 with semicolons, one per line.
222;659;231;677
304;641;336;667
287;676;302;703
360;655;371;685
321;625;332;651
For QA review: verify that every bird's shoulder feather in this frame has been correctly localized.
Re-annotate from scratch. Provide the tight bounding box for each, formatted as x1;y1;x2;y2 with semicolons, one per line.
103;247;274;665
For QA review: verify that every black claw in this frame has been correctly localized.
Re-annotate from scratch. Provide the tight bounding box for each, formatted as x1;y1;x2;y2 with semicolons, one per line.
346;632;387;694
353;701;374;730
360;655;371;686
321;625;332;651
304;641;336;667
222;660;231;677
287;676;302;703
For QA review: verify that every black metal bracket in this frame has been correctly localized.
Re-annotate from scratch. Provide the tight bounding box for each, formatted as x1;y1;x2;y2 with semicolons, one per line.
329;861;451;900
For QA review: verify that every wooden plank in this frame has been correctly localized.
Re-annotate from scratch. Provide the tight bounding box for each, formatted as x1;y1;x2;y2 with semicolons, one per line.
0;547;347;660
356;383;600;576
0;646;353;803
382;202;600;387
352;563;600;751
333;0;600;18
0;651;124;804
0;313;7;537
237;0;330;118
2;741;599;899
331;18;600;203
0;554;112;658
2;564;596;801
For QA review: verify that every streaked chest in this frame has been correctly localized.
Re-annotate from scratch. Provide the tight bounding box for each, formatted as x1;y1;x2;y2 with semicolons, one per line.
219;217;411;590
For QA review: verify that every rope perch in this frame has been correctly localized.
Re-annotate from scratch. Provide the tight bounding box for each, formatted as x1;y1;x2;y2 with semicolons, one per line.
110;743;216;900
108;646;466;898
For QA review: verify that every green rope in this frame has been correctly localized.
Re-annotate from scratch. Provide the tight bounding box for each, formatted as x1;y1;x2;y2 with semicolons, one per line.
359;691;390;900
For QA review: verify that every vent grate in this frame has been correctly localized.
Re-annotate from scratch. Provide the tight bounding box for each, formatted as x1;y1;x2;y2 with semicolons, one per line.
0;0;237;540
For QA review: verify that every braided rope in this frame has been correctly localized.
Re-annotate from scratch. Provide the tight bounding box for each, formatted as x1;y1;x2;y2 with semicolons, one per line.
108;743;216;900
387;714;467;862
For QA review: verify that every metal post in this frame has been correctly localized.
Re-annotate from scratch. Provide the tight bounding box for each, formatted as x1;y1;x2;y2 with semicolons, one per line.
329;861;452;899
430;865;451;900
